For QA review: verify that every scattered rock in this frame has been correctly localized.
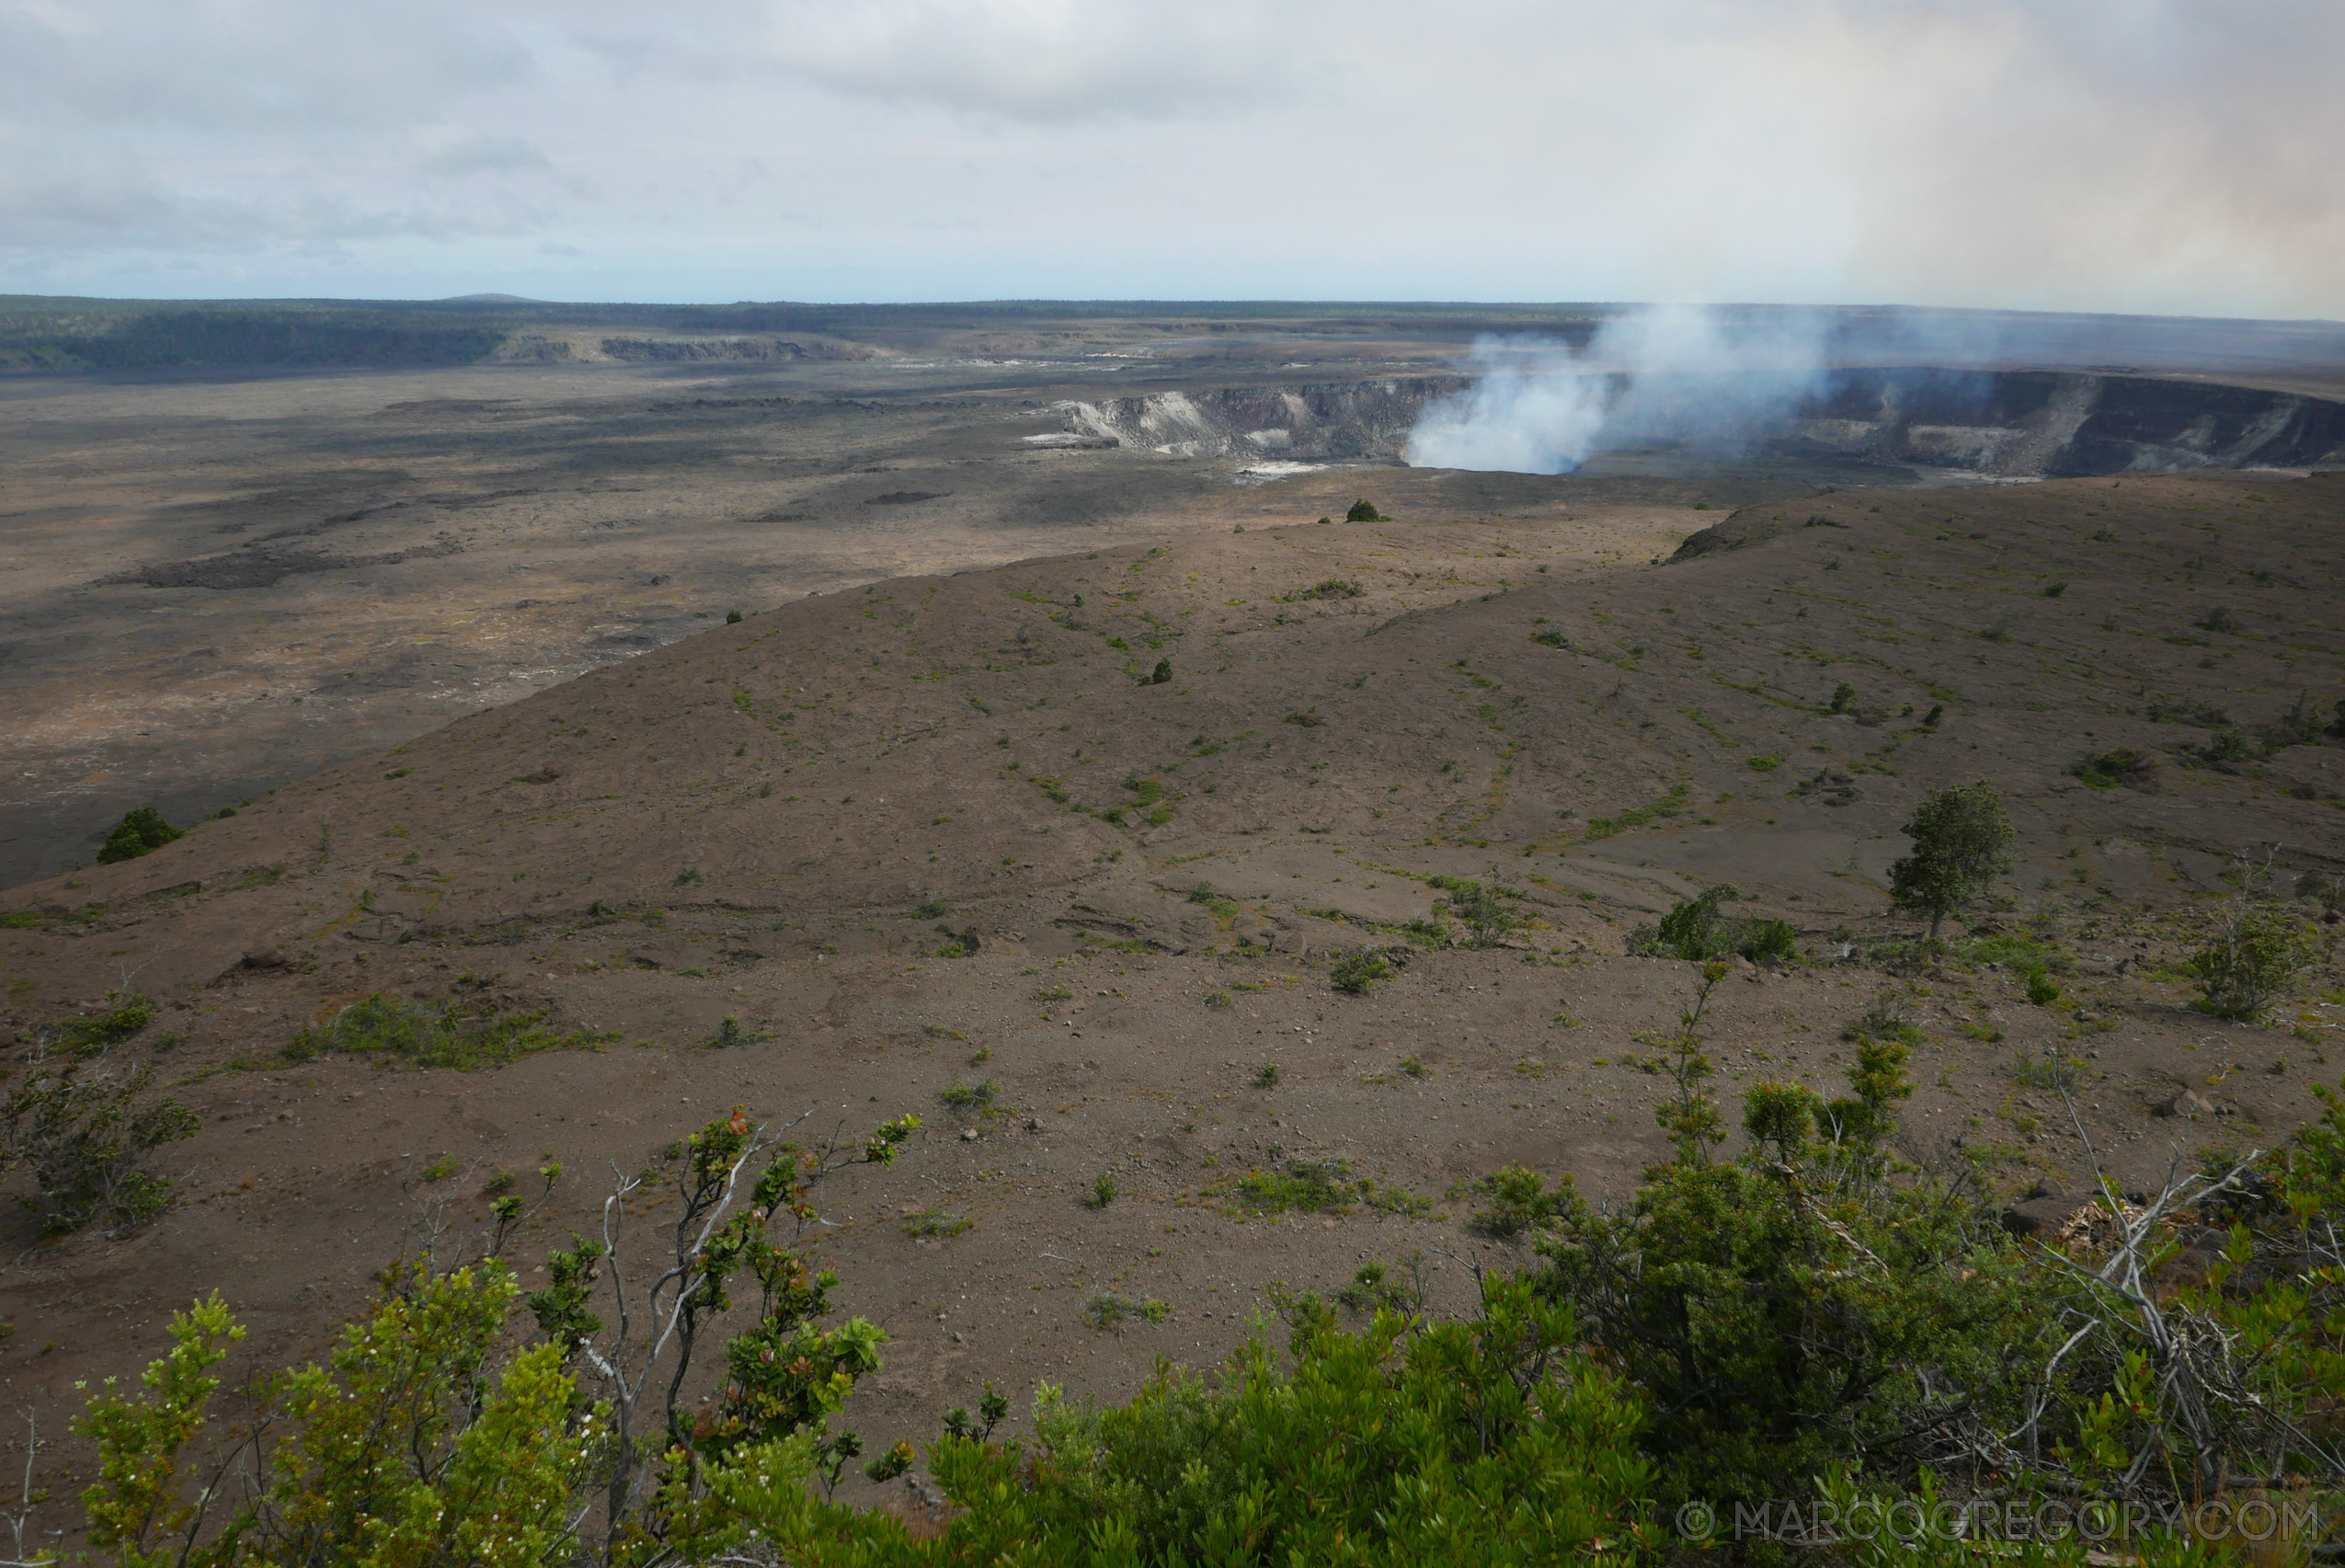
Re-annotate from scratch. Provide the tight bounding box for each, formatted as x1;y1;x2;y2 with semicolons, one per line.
1999;1196;2078;1239
958;1127;980;1141
243;946;290;969
2156;1088;2218;1118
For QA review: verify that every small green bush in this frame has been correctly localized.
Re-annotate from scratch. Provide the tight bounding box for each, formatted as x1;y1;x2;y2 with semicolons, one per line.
2067;748;2156;789
1281;578;1364;601
1344;498;1385;522
901;1208;972;1238
282;994;607;1071
1218;1158;1356;1216
2191;900;2320;1020
705;1015;763;1049
1084;1175;1118;1210
1828;681;1857;713
1329;948;1394;994
1147;658;1172;684
1082;1294;1172;1330
0;1049;198;1233
1444;874;1520;947
53;991;155;1052
1465;1163;1575;1241
1631;885;1799;964
1334;1253;1427;1316
96;807;183;864
939;1080;1000;1113
726;609;744;624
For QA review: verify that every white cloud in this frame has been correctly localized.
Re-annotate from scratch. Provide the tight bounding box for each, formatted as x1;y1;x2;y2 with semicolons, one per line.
1;0;2339;316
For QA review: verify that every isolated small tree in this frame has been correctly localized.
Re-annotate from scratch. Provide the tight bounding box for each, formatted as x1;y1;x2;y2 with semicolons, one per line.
1886;781;2014;938
97;807;183;864
1344;498;1385;522
1149;658;1172;684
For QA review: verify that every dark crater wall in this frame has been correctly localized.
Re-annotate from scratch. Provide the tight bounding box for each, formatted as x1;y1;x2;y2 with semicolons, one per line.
1053;368;2345;478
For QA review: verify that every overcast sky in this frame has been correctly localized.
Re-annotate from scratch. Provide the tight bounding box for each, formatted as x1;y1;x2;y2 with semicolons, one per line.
3;0;2339;315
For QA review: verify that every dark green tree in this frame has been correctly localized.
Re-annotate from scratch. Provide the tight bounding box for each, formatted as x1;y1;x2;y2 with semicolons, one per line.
1885;781;2014;937
1344;498;1385;522
97;807;184;864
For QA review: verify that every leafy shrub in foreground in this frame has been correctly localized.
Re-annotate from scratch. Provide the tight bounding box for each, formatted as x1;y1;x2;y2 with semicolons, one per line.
917;1276;1654;1565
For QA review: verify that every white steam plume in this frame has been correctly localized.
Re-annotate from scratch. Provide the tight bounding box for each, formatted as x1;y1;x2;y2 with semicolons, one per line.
1404;304;1835;475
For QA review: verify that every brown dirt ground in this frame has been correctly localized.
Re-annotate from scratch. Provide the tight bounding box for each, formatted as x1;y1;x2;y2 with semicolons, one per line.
0;467;2340;1528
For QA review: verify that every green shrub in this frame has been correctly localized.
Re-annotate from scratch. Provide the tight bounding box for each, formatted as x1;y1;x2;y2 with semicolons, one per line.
76;1107;920;1566
1828;681;1857;713
1329;947;1394;994
1280;578;1365;601
2191;899;2320;1020
921;1276;1652;1562
1333;1253;1427;1316
1253;1063;1279;1088
2067;748;2156;789
2025;967;2062;1006
1531;1036;2031;1510
1147;658;1172;684
1630;885;1800;963
900;1208;971;1238
939;1079;1000;1113
1464;1163;1575;1240
1216;1158;1357;1216
96;807;183;864
726;609;744;624
2196;727;2258;763
1082;1294;1172;1330
282;994;609;1070
0;1048;198;1233
704;1015;763;1049
1084;1174;1118;1210
53;990;155;1051
1444;872;1520;947
2300;869;2345;921
1530;624;1569;648
1344;498;1386;522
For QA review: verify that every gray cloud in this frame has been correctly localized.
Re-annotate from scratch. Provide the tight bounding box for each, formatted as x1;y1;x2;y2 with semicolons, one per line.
0;0;2339;316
